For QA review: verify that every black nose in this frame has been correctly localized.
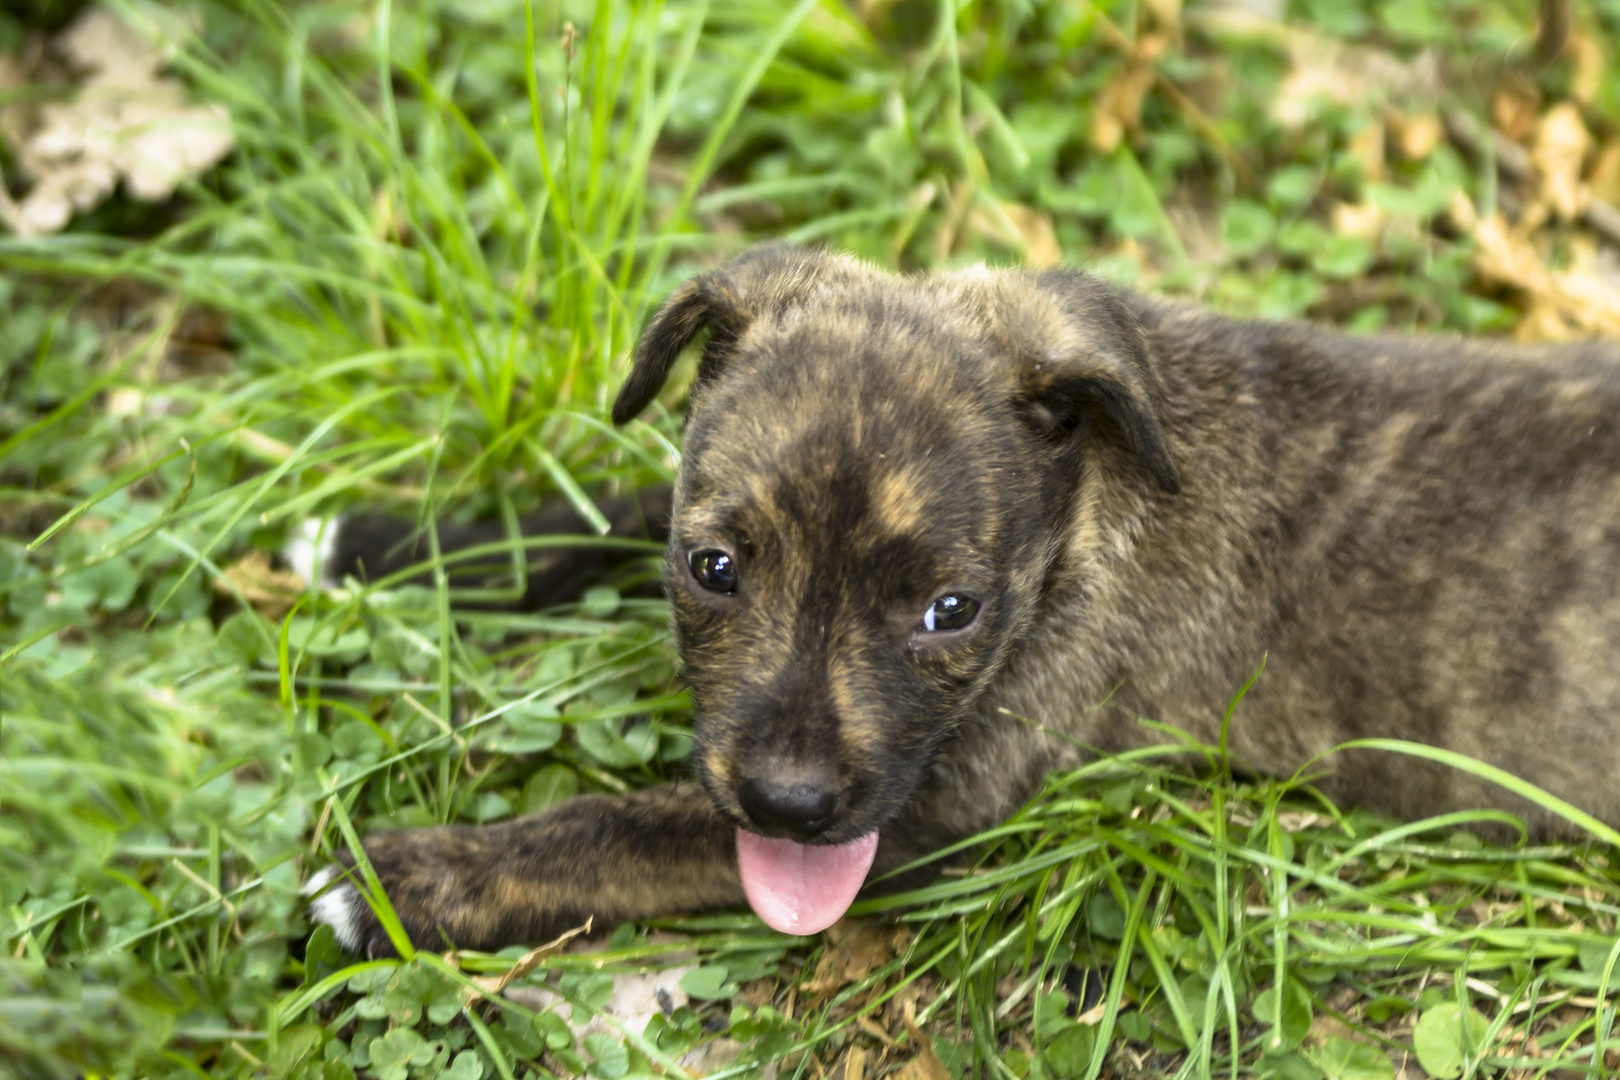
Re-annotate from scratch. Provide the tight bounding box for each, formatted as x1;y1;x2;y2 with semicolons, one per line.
739;778;839;838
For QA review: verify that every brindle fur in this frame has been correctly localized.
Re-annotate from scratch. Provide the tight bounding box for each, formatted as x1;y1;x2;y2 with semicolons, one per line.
312;244;1620;955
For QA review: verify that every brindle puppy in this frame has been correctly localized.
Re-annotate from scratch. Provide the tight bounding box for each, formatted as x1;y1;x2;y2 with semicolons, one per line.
307;244;1620;956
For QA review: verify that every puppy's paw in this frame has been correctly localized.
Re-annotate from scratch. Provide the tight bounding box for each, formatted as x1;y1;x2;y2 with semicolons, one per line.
303;790;739;954
303;865;383;956
283;517;340;590
305;822;573;955
303;856;443;959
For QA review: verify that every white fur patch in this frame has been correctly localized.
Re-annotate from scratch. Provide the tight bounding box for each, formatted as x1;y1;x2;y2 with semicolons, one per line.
283;518;337;590
304;866;362;953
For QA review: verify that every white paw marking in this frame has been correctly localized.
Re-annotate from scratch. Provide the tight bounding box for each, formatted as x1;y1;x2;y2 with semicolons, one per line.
284;518;337;590
304;866;362;953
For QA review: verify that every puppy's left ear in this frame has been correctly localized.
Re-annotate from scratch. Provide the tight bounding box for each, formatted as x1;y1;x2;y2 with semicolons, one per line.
612;244;859;425
611;272;751;426
972;269;1181;494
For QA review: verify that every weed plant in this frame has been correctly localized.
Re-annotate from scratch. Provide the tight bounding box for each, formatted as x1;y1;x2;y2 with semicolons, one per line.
3;0;1620;1077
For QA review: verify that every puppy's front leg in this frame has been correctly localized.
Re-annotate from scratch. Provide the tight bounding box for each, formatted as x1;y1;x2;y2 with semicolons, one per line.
308;784;741;955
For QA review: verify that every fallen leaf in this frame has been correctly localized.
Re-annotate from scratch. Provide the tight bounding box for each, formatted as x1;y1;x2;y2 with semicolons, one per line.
1490;76;1540;143
968;201;1062;267
1005;202;1062;268
1532;103;1592;221
893;1047;951;1080
857;1015;895;1046
1470;212;1620;338
1270;33;1438;132
1590;142;1620;206
896;1003;951;1080
463;918;592;1005
1443;189;1479;237
1568;31;1604;106
883;980;927;1031
0;7;233;237
837;1046;867;1080
1141;0;1182;39
1331;201;1385;242
1389;110;1443;161
803;919;903;994
1090;36;1165;152
212;550;306;619
1276;810;1326;832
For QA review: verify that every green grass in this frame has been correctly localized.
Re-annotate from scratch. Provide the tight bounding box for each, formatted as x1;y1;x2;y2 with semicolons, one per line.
4;0;1620;1077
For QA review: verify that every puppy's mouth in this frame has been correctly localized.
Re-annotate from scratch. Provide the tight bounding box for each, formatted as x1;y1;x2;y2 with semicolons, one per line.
735;828;879;935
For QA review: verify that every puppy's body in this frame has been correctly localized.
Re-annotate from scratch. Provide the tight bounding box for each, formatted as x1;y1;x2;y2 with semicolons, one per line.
310;247;1620;954
996;300;1620;830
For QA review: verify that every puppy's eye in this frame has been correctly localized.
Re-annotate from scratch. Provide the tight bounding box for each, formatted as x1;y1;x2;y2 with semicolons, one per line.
922;594;979;632
688;549;738;594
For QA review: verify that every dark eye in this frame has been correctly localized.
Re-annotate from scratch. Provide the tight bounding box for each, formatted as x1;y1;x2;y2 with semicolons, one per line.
688;549;738;594
922;594;979;632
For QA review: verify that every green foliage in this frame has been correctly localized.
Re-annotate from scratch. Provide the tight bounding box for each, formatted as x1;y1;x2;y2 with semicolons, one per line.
3;0;1619;1076
1413;1001;1492;1078
678;964;739;1001
1254;978;1313;1052
1313;1034;1394;1080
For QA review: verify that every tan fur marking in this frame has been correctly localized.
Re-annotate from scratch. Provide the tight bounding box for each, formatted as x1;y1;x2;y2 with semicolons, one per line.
871;466;931;537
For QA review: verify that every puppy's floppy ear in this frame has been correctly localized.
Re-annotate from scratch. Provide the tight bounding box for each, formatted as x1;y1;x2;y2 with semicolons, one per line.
612;244;854;425
966;268;1181;494
610;272;750;425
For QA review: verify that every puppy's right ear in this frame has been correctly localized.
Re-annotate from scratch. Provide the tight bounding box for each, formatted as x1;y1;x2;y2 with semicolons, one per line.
611;272;750;425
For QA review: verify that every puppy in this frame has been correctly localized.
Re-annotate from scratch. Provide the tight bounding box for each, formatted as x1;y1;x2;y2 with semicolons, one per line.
308;244;1620;955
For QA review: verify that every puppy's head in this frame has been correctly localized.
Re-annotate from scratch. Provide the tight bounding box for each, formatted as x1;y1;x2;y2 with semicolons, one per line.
614;245;1178;858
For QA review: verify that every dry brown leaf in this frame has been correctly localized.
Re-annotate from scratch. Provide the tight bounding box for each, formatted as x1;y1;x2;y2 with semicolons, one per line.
462;918;592;1005
1445;188;1479;234
0;7;233;237
1005;203;1062;268
883;981;928;1033
837;1046;867;1080
212;550;305;619
896;1004;951;1080
1532;103;1592;221
1470;213;1620;339
1141;0;1183;45
893;1048;951;1080
1591;142;1620;207
803;919;904;994
1270;32;1438;132
1491;77;1540;143
1090;36;1166;153
969;201;1061;268
1276;810;1327;832
1569;31;1605;106
857;1015;896;1046
1389;110;1442;162
1331;201;1385;242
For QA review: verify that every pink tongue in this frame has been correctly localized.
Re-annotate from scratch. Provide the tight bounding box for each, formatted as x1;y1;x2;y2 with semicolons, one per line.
735;829;879;935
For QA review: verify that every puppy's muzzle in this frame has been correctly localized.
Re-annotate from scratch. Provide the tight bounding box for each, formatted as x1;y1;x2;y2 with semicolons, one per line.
739;776;840;839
